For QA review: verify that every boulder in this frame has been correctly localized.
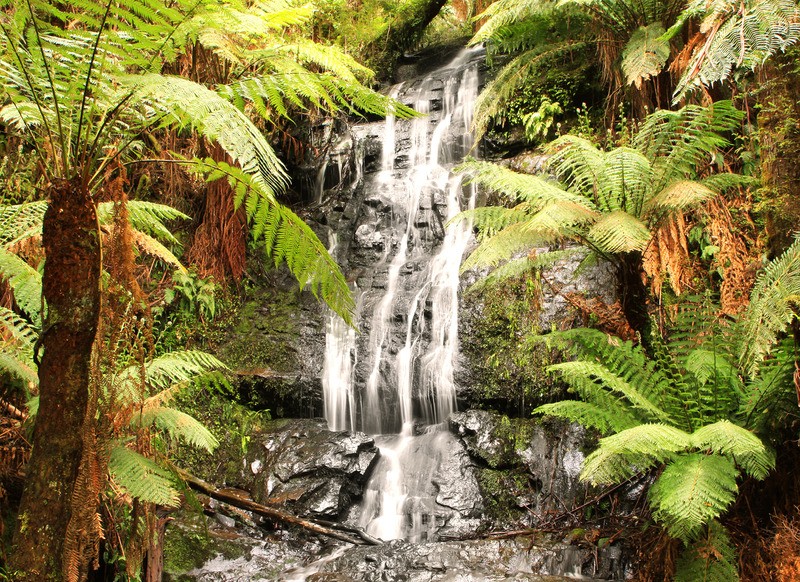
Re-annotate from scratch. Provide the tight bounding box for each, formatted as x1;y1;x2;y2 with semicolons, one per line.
247;419;379;518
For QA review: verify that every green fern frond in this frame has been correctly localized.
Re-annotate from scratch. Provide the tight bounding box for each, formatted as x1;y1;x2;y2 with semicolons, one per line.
581;423;692;484
143;350;226;390
187;157;354;322
675;520;739;582
461;221;553;271
549;360;673;423
108;445;180;507
535;400;638;433
621;23;670;89
586;210;651;253
739;235;800;377
649;453;738;541
0;247;41;327
0;201;46;246
135;406;218;452
127;74;289;196
99;200;189;246
466;248;582;292
0;306;38;386
690;420;774;479
456;159;590;208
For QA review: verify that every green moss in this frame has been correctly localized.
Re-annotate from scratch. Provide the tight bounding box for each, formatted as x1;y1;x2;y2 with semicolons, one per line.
219;286;303;373
163;513;246;581
476;468;531;523
461;274;564;416
171;388;270;486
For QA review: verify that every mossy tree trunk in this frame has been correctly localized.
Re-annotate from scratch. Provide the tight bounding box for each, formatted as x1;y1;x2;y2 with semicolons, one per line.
757;47;800;257
10;178;101;581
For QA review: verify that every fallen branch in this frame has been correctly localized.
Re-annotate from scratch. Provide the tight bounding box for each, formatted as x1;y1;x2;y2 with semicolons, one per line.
175;468;380;546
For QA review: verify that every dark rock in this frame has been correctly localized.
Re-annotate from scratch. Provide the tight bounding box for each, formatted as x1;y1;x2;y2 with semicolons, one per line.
248;419;379;518
449;410;587;523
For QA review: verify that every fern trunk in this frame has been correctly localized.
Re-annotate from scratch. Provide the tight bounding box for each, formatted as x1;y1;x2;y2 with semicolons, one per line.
619;251;652;345
10;178;101;581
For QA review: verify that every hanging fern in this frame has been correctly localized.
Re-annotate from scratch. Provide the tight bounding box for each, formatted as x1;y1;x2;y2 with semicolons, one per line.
187;157;354;322
108;446;181;507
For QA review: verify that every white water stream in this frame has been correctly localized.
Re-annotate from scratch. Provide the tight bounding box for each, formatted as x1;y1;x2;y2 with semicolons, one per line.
321;46;483;542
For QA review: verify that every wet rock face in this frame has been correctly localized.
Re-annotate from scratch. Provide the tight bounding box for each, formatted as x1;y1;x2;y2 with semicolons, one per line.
311;536;623;581
247;419;379;518
449;410;587;525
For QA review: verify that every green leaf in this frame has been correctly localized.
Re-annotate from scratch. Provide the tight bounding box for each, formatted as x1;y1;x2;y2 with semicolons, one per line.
621;23;670;89
108;446;180;507
649;453;738;541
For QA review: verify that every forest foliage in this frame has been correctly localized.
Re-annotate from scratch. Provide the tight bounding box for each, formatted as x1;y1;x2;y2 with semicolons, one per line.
1;0;800;579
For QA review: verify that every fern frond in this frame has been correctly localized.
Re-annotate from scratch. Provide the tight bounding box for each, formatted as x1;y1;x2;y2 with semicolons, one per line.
690;420;774;479
0;247;41;327
0;201;46;246
135;406;218;452
549;360;673;423
99;200;189;246
581;423;692;484
187;157;354;322
738;235;800;377
648;453;738;541
674;0;800;101
127;74;289;196
461;221;552;271
143;350;226;390
130;230;185;272
456;159;591;207
621;23;670;89
645;180;716;213
675;520;739;582
0;306;37;386
535;400;638;433
586;210;651;253
108;445;180;507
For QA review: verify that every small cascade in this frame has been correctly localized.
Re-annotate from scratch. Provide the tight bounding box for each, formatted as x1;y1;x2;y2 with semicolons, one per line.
322;233;358;433
319;46;485;543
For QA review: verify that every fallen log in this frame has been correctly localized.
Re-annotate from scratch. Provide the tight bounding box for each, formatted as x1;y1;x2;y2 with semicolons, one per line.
175;468;380;546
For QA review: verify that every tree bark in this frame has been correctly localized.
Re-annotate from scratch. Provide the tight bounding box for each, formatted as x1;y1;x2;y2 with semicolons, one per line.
10;177;102;581
757;47;800;257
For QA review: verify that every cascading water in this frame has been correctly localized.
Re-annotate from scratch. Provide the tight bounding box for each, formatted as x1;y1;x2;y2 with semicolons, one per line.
320;46;484;543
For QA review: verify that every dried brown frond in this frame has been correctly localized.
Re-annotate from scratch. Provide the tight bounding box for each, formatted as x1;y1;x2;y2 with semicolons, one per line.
643;212;696;300
564;293;637;341
703;197;761;316
186;142;247;282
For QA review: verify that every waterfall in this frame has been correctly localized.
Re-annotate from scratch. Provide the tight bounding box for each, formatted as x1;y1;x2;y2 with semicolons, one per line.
320;46;484;542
